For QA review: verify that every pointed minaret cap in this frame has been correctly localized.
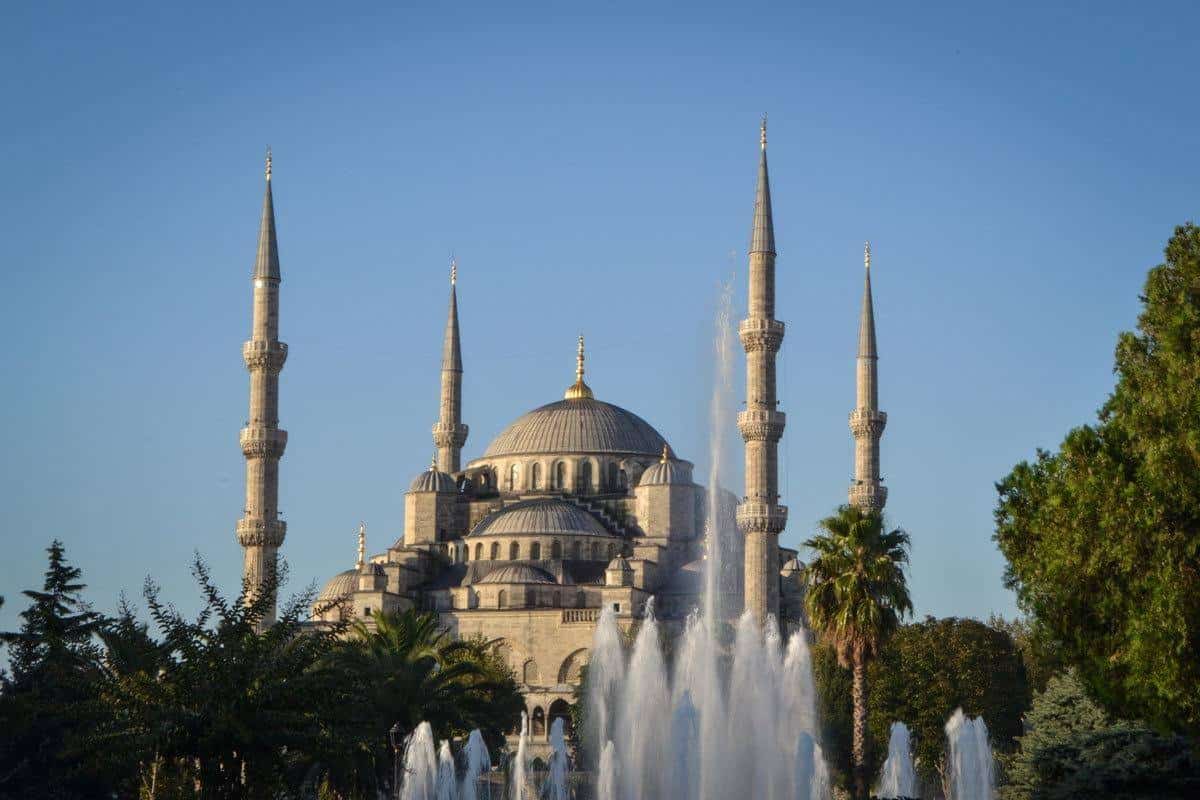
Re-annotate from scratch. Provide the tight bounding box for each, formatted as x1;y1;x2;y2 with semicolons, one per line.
253;147;281;281
564;334;594;400
750;115;776;255
441;259;463;372
858;241;878;359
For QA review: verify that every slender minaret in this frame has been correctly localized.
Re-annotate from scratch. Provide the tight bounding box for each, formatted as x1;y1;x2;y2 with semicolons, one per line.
736;117;788;626
848;242;888;510
432;260;468;473
237;149;288;625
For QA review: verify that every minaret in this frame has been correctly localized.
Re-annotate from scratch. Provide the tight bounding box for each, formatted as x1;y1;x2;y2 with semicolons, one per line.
736;117;788;626
848;242;887;510
237;149;289;625
432;260;468;473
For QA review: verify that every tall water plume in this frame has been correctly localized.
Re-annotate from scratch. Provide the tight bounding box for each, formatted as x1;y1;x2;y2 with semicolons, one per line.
400;722;438;800
435;740;457;800
460;729;491;800
510;712;530;800
944;709;994;800
875;722;917;798
545;717;570;800
704;278;735;623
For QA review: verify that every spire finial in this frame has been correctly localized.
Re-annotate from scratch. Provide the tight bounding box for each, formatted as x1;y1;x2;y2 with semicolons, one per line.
356;522;366;569
864;240;871;271
661;443;670;463
265;146;272;181
450;257;457;286
760;114;768;150
564;334;594;400
430;452;438;471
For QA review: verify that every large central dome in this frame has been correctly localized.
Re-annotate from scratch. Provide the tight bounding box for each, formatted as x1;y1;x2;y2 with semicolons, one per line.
481;397;669;459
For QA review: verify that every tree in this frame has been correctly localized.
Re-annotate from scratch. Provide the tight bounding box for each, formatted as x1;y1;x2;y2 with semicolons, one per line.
1002;670;1200;799
987;615;1065;695
316;609;523;797
995;223;1200;733
804;504;913;800
0;540;108;799
870;617;1029;792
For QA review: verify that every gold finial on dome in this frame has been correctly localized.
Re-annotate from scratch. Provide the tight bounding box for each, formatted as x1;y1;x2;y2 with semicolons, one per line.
661;443;670;463
430;452;438;471
356;522;366;569
564;334;594;400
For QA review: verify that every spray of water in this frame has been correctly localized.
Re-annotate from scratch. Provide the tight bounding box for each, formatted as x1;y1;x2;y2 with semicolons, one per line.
945;708;995;800
875;722;917;798
545;717;570;800
704;278;735;623
401;722;438;800
460;729;491;800
510;712;529;800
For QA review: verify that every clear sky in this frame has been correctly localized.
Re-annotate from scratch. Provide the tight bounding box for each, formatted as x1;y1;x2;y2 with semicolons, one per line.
2;1;1197;636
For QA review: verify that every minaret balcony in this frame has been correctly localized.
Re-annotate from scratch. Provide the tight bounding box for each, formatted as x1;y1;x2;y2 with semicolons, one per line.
243;340;288;373
848;482;888;511
236;517;287;547
735;501;788;534
432;422;469;448
737;409;787;442
240;426;289;458
848;409;887;437
738;318;785;353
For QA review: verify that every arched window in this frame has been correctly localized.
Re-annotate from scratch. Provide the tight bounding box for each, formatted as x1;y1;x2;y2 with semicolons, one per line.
548;698;573;737
509;464;519;491
551;540;562;559
580;461;592;493
618;469;628;489
571;540;581;560
475;543;483;561
524;660;541;684
531;706;546;737
608;462;619;490
510;541;520;560
591;542;601;560
490;542;499;560
607;543;617;559
498;590;507;609
554;462;566;490
531;542;541;560
531;463;542;490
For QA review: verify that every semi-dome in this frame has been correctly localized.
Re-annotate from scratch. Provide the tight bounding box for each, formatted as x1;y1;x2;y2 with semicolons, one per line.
478;564;557;585
317;569;357;602
409;467;456;493
468;498;611;538
481;397;669;459
638;446;693;486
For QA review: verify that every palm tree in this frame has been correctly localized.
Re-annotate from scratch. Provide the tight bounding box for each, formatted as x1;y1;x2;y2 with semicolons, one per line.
804;504;913;800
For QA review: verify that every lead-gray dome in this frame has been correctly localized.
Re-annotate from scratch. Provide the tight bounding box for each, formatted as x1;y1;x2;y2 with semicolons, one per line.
478;564;557;585
481;398;669;458
468;498;610;538
409;468;456;493
638;458;693;486
317;569;356;602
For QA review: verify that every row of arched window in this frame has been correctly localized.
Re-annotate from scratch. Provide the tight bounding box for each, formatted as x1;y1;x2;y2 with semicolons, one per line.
477;459;632;494
452;538;618;563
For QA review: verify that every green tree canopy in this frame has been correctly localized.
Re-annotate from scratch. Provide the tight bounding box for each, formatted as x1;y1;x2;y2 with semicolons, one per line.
869;617;1029;792
995;222;1200;733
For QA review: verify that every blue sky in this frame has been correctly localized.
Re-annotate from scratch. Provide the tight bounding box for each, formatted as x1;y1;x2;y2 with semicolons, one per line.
2;1;1197;635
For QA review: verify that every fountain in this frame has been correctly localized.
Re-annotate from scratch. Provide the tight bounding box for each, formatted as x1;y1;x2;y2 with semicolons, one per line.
875;722;917;799
944;709;994;800
545;718;570;800
460;728;491;800
400;722;438;800
510;712;530;800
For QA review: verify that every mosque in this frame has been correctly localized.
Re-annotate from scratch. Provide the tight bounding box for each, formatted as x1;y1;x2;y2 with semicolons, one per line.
231;121;887;753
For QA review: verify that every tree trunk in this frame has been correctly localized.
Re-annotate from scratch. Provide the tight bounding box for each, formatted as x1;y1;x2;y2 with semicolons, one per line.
852;645;868;800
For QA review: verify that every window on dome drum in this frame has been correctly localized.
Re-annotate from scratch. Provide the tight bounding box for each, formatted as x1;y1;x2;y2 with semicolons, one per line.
571;541;581;559
619;469;627;489
490;542;499;560
509;464;519;491
531;542;542;560
498;590;507;608
551;540;562;559
607;462;618;490
580;461;593;493
510;541;520;560
532;463;542;490
554;462;566;490
475;543;483;561
591;542;601;559
607;544;617;559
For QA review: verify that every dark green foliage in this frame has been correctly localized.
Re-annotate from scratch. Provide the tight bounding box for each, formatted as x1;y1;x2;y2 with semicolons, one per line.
0;540;108;799
995;223;1200;733
1002;670;1200;799
810;641;859;792
987;615;1065;695
869;617;1029;791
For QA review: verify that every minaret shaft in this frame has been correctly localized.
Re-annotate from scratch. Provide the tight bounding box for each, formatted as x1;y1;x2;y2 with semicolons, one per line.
237;155;287;626
736;121;788;626
432;266;467;473
849;244;887;511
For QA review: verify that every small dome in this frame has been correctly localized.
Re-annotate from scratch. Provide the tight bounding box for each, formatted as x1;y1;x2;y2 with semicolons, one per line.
317;569;357;602
469;498;610;538
781;556;804;575
607;556;632;572
409;468;456;493
478;564;558;585
638;448;693;486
